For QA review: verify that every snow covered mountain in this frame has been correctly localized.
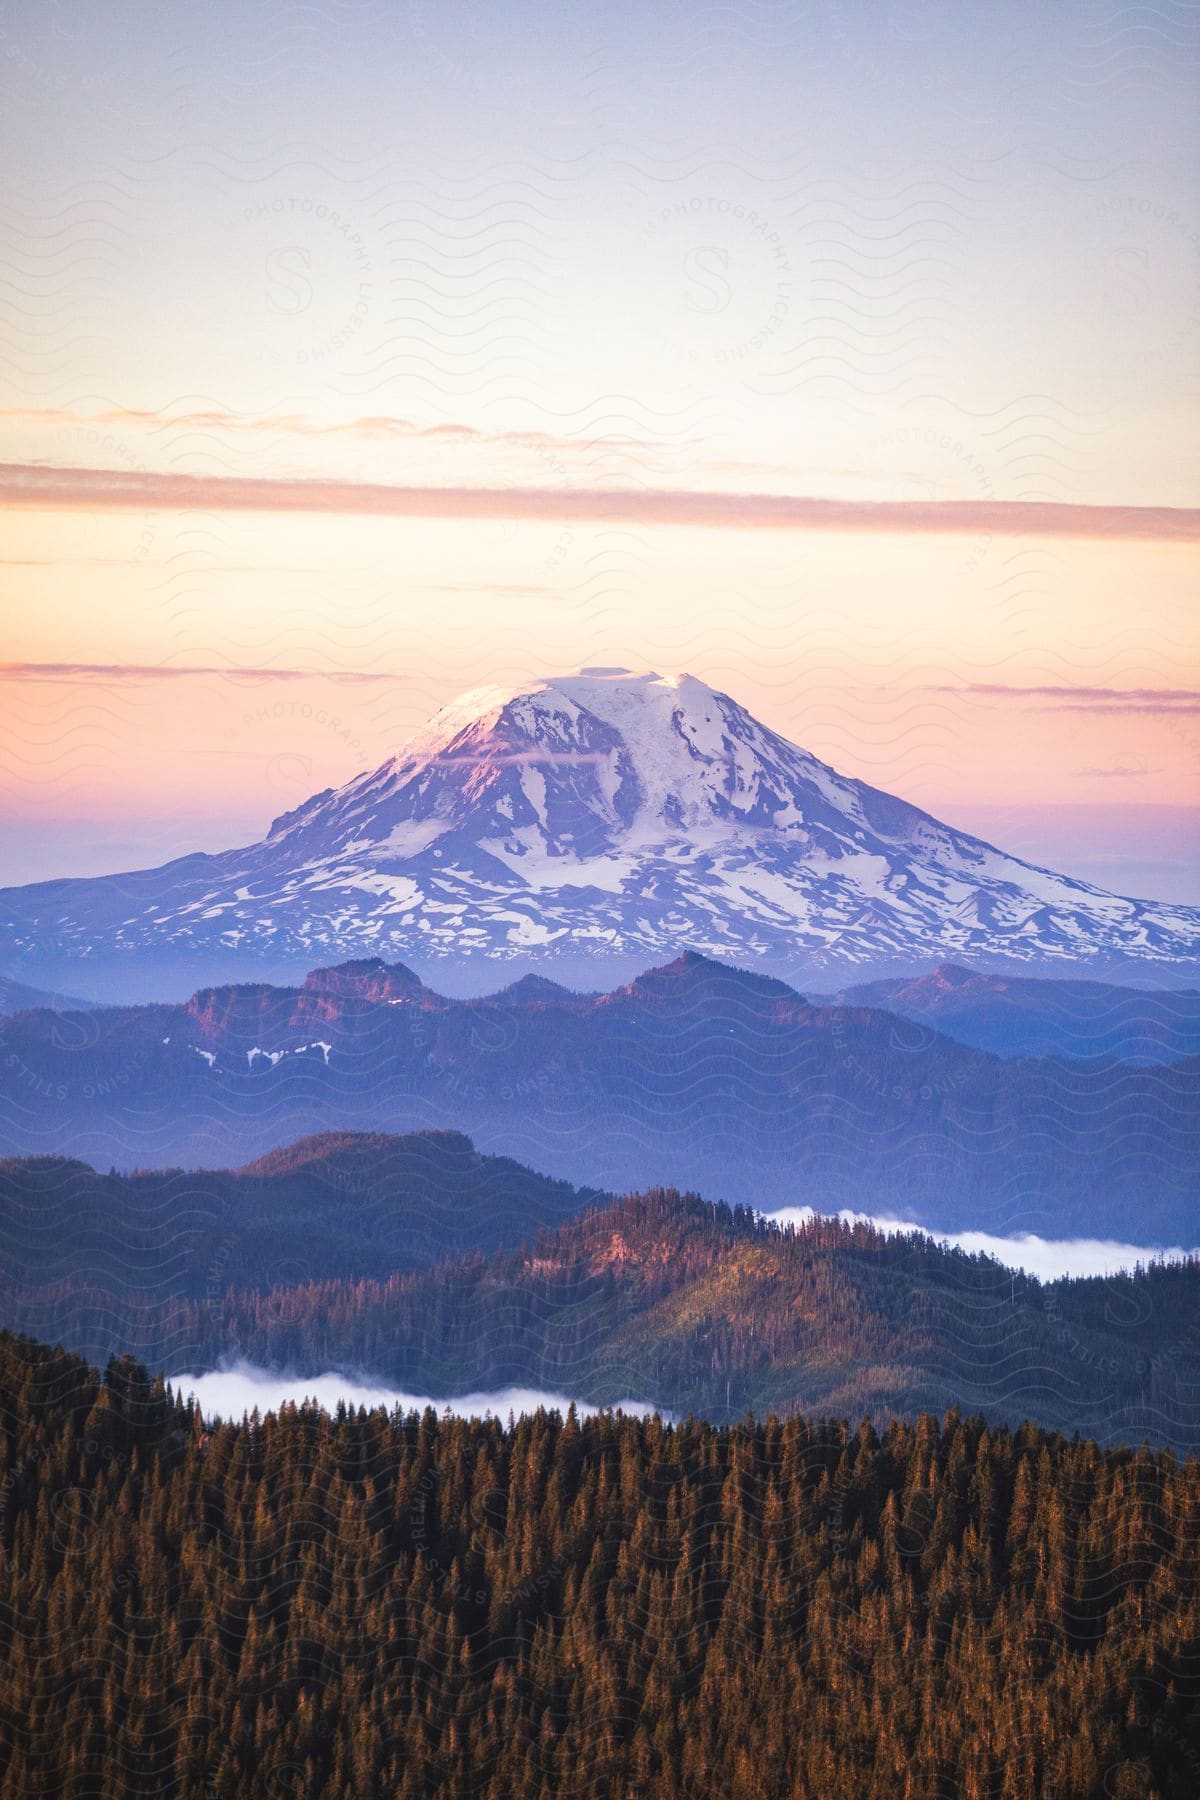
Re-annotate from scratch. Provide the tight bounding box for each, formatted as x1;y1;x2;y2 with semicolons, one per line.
2;668;1197;1000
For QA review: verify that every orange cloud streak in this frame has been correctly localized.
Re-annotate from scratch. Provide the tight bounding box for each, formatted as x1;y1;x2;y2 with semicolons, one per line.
2;462;1197;540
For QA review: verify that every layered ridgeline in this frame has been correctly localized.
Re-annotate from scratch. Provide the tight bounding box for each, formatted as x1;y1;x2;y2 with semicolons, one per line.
830;963;1200;1062
3;1155;1197;1445
2;670;1197;1001
0;973;96;1015
2;952;1196;1239
0;1131;604;1373
2;1333;1197;1798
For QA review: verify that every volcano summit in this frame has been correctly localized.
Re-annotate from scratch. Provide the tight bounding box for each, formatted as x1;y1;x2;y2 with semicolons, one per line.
3;669;1196;1000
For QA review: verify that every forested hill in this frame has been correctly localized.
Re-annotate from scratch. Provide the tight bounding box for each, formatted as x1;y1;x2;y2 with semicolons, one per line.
1;1331;1197;1798
142;1192;1200;1447
180;1195;1200;1447
5;1145;1196;1446
0;1130;605;1355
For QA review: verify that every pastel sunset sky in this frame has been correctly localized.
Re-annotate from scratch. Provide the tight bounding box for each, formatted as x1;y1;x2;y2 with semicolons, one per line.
1;0;1197;897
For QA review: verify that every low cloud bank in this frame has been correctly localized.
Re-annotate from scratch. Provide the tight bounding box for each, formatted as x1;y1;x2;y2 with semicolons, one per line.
761;1208;1200;1281
175;1363;664;1425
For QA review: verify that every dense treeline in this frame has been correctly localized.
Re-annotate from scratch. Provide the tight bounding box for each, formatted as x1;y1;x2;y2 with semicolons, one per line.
32;1190;1193;1448
0;1331;1197;1797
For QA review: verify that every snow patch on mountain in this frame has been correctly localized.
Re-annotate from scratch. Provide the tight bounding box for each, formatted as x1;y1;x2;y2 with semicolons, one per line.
1;669;1197;993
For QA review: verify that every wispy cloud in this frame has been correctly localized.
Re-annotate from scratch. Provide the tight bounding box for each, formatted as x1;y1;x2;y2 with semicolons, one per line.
0;662;394;685
934;682;1200;713
1063;703;1200;716
2;461;1196;539
0;405;685;455
1075;761;1152;779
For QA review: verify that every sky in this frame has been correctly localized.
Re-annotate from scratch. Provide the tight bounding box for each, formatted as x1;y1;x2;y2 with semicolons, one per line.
1;0;1197;898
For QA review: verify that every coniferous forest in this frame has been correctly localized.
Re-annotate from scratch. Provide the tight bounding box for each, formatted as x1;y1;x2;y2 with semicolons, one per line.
5;0;1199;1782
1;1331;1197;1798
6;1170;1197;1448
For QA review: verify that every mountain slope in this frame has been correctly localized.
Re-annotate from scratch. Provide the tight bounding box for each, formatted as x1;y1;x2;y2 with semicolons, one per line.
2;669;1196;999
1;952;1196;1240
76;1189;1200;1447
836;963;1200;1061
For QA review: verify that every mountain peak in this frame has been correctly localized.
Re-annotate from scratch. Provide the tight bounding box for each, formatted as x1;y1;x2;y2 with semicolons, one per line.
925;963;984;990
302;958;425;1002
373;667;717;775
615;951;806;1009
236;1128;480;1179
486;973;588;1007
1;672;1197;998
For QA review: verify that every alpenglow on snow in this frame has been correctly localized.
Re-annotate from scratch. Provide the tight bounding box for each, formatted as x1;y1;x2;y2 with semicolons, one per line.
2;669;1196;998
